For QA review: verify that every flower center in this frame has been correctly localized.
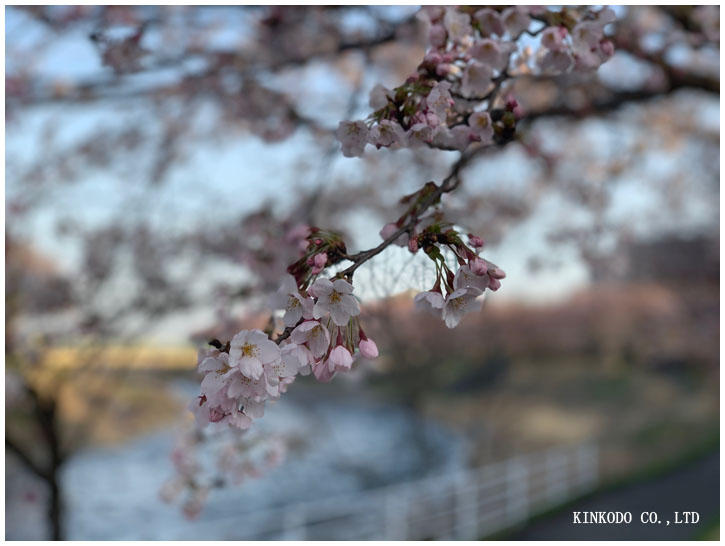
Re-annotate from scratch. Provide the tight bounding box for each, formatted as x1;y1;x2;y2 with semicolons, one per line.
241;343;258;358
330;290;342;303
287;295;300;309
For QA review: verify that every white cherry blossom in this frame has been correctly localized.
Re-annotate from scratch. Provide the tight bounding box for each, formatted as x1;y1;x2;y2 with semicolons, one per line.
270;274;314;327
501;6;530;38
290;319;331;358
442;286;484;328
311;278;360;326
426;81;454;121
229;329;282;381
414;290;445;317
443;8;472;43
370;120;407;148
468;111;494;143
474;8;504;37
454;264;491;291
461;61;493;98
336;120;369;157
369;84;392;110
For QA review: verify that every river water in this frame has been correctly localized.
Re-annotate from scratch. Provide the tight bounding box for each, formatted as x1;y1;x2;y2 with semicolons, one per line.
7;379;468;540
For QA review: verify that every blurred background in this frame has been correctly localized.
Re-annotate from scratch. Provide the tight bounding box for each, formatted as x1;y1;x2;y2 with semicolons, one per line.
5;5;719;541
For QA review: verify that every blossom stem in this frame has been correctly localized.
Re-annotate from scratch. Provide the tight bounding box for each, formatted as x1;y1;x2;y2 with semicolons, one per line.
338;145;490;279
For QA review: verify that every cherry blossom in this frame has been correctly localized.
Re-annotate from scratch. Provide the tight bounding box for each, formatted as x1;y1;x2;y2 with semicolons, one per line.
229;329;282;381
312;358;336;383
470;39;510;72
461;61;493;98
443;286;484;328
270;274;314;327
311;277;361;326
541;27;567;52
335;120;369;158
280;341;314;375
226;369;275;403
443;7;472;44
290;319;331;358
425;81;455;121
370;119;407;149
501;6;530;38
454;264;491;292
468;111;494;143
414;290;446;317
368;84;392;110
335;6;618;154
268;343;305;385
475;8;505;37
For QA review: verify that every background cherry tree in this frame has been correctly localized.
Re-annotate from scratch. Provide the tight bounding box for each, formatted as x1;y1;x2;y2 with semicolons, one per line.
5;5;719;539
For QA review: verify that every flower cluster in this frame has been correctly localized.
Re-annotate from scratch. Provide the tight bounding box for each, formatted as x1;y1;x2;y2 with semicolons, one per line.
160;429;287;519
191;274;378;430
410;226;505;329
534;7;616;74
285;227;349;286
336;6;616;156
374;181;504;328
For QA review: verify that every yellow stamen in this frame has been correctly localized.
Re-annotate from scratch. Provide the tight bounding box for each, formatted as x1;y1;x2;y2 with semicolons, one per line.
241;343;258;358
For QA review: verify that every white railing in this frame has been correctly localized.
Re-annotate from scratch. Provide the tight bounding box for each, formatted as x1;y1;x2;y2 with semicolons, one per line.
197;442;598;540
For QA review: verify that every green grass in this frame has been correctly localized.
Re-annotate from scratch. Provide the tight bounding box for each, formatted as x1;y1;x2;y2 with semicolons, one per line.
695;515;719;540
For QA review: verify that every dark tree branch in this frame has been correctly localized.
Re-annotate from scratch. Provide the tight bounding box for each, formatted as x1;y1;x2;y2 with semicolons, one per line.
5;436;50;482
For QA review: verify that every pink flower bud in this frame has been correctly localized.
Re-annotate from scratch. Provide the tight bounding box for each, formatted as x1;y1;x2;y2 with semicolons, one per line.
408;237;419;253
359;338;379;359
328;345;353;371
470;257;488;276
313;253;328;269
423;52;443;66
468;234;484;248
380;222;399;240
489;278;501;291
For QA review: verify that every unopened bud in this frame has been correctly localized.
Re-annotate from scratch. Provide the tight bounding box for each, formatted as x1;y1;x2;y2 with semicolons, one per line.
313;253;328;269
470;257;488;276
468;234;484;248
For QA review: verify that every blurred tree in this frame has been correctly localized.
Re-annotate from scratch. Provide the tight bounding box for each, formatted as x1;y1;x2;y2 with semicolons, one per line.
5;5;719;538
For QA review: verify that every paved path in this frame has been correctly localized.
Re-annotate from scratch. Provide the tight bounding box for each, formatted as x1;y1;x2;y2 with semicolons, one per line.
509;451;719;540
